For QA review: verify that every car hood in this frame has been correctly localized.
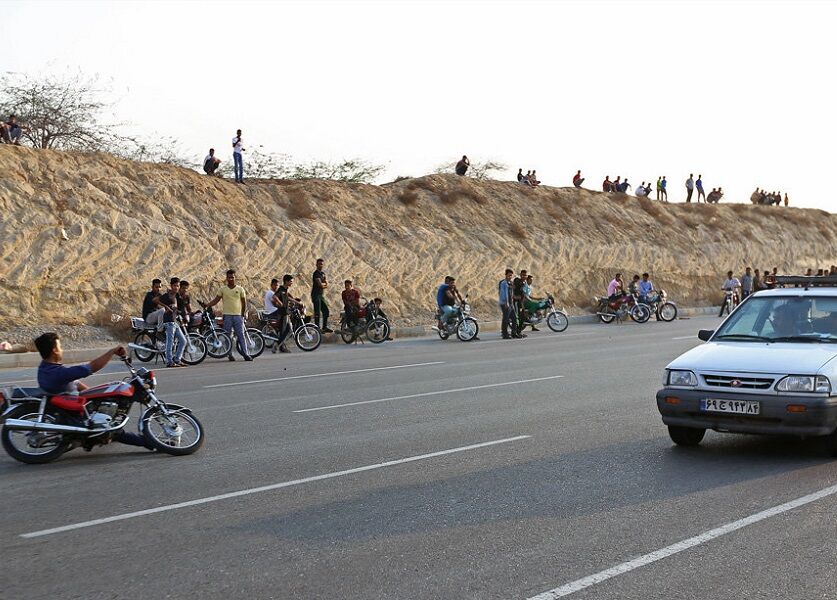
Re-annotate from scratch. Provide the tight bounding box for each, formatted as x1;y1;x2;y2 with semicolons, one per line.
667;342;837;374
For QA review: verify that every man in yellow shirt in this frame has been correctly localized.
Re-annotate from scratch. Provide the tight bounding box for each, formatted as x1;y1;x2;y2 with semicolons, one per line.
203;269;253;361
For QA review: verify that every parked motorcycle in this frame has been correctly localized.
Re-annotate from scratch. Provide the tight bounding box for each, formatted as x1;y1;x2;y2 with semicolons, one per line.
521;295;569;332
594;294;651;324
434;298;479;341
339;298;390;344
260;304;322;352
130;315;207;365
1;356;204;464
644;290;678;322
190;306;234;359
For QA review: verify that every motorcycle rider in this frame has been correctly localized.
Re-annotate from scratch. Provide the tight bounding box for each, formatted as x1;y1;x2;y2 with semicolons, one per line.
33;332;151;449
720;270;742;317
628;274;641;296
371;298;395;341
607;273;625;302
342;279;362;328
158;277;187;368
522;274;543;331
513;269;529;334
639;273;659;321
142;278;165;331
438;276;462;329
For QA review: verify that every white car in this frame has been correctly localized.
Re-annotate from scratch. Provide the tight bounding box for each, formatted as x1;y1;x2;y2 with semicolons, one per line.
656;277;837;454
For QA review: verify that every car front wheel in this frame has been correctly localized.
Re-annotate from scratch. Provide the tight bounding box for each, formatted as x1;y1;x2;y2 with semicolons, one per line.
668;425;706;447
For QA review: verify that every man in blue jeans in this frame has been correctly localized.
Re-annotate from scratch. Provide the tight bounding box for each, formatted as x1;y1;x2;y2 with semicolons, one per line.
232;129;245;183
499;268;521;339
157;277;187;367
203;269;253;361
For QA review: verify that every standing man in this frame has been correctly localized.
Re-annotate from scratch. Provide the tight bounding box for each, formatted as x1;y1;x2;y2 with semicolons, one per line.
685;174;694;203
232;129;245;183
203;148;221;176
273;274;297;353
513;269;529;335
499;269;518;340
696;174;706;202
660;176;668;202
655;177;662;201
158;277;187;368
204;269;252;361
342;280;362;328
741;267;754;299
311;258;333;333
455;155;470;176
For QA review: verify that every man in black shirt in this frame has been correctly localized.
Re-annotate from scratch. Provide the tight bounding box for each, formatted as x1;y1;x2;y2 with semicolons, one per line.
512;269;528;338
178;280;195;326
311;258;333;333
142;278;164;330
159;277;187;367
271;274;297;354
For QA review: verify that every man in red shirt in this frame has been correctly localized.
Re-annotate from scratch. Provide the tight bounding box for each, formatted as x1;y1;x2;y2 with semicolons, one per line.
573;170;584;188
342;280;361;327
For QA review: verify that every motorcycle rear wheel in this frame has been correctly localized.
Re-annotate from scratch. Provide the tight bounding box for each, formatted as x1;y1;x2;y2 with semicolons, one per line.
244;328;265;358
340;322;355;344
456;318;479;342
133;332;156;362
295;324;322;351
179;333;208;365
204;329;232;359
598;313;616;324
631;304;652;323
1;405;69;464
142;406;204;456
547;311;569;332
659;302;678;322
366;318;389;343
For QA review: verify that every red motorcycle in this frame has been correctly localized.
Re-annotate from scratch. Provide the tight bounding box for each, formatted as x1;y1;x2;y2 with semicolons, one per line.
594;293;652;324
1;356;204;464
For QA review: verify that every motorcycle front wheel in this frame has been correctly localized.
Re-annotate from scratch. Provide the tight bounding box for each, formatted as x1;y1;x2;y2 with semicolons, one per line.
179;333;208;365
133;332;156;362
142;406;204;455
456;317;479;342
204;329;232;359
244;328;265;358
340;322;355;344
547;310;569;332
1;405;69;464
659;302;678;322
295;324;322;352
631;304;652;323
366;318;389;343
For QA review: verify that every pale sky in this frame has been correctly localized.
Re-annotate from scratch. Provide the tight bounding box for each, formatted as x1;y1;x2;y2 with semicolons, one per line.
1;0;834;210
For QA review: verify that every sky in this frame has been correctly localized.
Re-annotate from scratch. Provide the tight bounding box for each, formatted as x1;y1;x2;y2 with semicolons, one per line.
0;0;835;211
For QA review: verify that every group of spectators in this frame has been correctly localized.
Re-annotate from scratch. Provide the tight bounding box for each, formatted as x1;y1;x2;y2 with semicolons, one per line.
750;188;788;206
497;269;546;339
0;114;24;145
516;169;541;187
201;128;245;183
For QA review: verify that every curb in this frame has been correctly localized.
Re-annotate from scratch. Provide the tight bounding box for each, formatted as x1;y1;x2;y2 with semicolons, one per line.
0;305;719;370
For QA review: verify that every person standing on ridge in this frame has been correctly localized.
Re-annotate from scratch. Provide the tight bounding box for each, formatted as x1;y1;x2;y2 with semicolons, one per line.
656;177;662;201
232;129;245;183
311;258;333;333
661;176;668;202
685;174;694;203
455;155;470;176
573;170;584;188
696;174;705;202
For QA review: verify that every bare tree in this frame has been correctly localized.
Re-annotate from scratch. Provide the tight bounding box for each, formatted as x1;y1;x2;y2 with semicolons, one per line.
433;158;507;180
0;71;126;151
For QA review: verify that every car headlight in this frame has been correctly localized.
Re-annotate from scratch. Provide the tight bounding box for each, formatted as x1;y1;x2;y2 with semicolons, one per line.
776;375;831;393
667;370;698;387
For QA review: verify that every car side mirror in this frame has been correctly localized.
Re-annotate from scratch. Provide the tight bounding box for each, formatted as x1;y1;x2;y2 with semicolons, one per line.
697;329;714;342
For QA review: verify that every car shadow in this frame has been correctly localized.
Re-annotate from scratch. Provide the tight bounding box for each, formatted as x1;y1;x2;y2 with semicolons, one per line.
233;433;832;543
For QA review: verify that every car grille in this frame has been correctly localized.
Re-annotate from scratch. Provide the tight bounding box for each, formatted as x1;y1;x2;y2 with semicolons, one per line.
701;374;775;389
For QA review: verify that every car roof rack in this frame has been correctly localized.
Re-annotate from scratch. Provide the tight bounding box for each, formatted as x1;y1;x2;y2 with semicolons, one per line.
774;275;837;288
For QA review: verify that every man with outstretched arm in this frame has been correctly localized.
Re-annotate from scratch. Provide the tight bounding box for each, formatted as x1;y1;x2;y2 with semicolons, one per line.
203;269;253;361
34;332;151;448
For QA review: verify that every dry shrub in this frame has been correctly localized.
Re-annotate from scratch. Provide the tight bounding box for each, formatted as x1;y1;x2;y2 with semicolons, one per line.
636;197;672;223
286;188;315;219
510;223;528;239
439;190;457;205
398;188;418;206
816;221;835;241
545;203;564;221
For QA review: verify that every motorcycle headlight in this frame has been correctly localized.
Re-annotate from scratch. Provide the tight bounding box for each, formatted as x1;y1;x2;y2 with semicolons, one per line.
776;375;830;393
667;370;698;387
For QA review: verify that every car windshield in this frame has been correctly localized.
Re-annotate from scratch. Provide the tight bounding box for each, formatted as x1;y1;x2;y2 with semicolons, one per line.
713;295;837;343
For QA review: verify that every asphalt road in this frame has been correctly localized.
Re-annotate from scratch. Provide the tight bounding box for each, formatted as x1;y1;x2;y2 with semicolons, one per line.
1;316;836;600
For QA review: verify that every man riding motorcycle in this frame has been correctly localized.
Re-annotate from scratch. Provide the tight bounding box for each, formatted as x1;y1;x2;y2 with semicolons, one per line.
437;276;463;327
720;270;742;317
34;332;151;449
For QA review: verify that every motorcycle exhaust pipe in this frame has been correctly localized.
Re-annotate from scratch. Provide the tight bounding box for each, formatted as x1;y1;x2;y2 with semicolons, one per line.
3;418;129;434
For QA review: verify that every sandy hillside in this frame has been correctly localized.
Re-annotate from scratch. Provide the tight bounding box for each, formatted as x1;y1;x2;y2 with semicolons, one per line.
1;145;836;332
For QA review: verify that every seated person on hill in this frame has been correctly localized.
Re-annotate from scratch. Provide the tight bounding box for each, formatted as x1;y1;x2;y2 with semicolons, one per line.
342;279;362;327
573;170;584;188
203;148;221;175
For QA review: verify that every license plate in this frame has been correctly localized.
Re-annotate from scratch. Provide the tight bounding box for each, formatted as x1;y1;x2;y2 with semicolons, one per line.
700;398;760;415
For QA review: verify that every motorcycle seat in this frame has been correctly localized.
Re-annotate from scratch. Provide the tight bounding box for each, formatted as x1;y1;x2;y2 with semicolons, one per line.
7;386;47;399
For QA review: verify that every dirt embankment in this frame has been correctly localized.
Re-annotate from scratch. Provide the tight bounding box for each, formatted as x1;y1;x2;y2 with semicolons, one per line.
1;145;835;336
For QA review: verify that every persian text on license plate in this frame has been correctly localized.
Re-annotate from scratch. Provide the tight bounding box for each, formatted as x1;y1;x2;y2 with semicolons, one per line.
700;398;760;415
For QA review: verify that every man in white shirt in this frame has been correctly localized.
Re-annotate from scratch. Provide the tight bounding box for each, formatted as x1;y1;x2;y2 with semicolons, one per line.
203;148;221;176
720;270;742;317
685;174;695;203
264;278;281;318
232;129;245;183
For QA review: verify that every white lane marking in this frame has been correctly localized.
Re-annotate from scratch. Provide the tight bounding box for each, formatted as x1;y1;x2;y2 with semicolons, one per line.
294;375;566;413
671;335;698;340
20;435;531;539
527;482;837;599
203;361;445;389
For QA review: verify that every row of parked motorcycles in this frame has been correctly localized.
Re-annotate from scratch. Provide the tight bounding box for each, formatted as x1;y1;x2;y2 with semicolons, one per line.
433;294;570;341
593;290;678;324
